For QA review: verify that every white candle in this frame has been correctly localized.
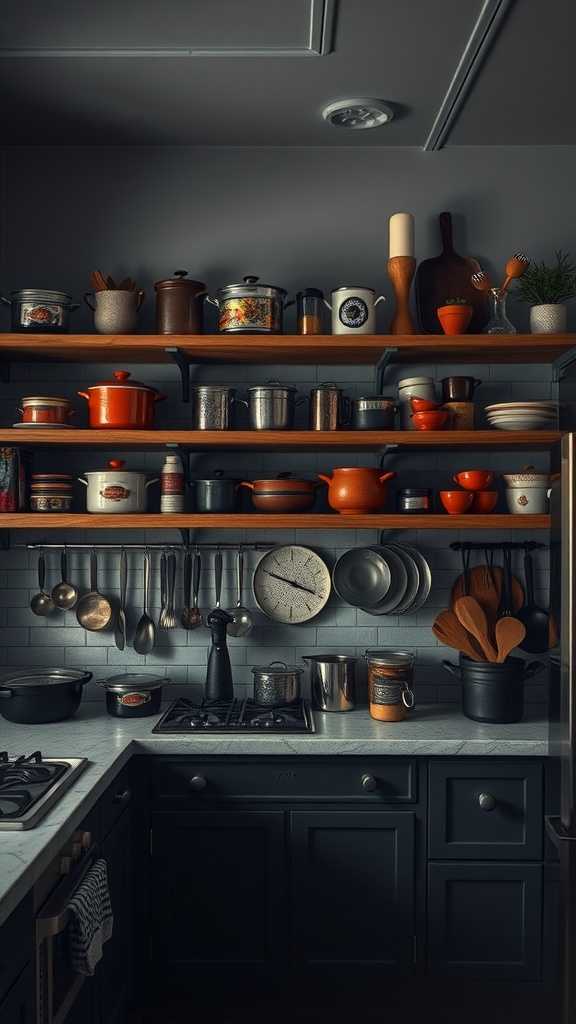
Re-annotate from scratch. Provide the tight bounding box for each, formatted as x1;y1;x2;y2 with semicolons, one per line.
389;212;414;258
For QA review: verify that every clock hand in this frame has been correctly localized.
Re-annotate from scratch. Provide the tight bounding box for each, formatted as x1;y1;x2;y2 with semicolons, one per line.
263;569;318;595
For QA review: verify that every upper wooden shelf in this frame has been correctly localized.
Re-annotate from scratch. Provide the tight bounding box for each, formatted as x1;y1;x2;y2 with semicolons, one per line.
0;429;561;450
0;333;574;365
0;513;551;530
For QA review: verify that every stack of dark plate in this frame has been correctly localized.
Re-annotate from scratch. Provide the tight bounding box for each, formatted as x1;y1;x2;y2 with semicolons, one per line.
333;544;431;616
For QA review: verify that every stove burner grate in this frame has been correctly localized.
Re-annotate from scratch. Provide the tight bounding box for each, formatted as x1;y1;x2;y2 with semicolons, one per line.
153;697;315;733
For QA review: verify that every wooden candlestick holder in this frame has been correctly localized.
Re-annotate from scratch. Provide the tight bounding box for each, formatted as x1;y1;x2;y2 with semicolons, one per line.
387;255;416;335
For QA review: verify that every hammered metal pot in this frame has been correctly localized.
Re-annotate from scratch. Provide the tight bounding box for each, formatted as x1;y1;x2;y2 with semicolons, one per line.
192;385;237;430
84;289;145;334
252;661;303;706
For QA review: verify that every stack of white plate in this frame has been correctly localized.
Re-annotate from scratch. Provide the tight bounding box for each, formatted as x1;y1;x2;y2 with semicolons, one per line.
485;401;558;431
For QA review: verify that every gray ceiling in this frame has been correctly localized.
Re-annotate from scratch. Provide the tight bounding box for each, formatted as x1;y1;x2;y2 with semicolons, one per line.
0;0;573;147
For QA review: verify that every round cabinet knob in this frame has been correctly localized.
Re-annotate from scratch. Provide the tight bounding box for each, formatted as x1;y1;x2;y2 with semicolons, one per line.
189;775;208;792
113;788;131;805
361;773;378;793
478;791;497;812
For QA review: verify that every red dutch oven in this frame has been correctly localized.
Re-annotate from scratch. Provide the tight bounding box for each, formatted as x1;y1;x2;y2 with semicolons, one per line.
78;370;165;429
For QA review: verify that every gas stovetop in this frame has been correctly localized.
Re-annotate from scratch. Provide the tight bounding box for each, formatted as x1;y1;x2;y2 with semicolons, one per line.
0;751;88;830
153;698;315;734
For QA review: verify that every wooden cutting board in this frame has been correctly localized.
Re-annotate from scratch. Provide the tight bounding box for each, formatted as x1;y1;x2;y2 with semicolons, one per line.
415;212;488;333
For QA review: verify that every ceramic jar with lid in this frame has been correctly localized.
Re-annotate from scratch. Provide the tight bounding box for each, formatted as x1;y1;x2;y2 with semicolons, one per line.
154;271;207;334
502;467;551;514
79;460;158;513
78;371;165;429
397;376;435;429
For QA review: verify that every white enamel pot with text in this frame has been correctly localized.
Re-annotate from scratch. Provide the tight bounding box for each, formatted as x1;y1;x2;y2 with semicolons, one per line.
79;459;158;513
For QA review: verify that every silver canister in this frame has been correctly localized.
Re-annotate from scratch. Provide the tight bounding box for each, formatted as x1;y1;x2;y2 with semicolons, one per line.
309;383;349;431
303;655;357;712
252;661;303;706
245;381;299;430
397;376;436;430
192;385;236;430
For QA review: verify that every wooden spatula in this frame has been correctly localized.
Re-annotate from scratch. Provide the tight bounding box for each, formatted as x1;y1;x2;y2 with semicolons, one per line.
454;596;498;663
432;609;485;662
495;616;526;663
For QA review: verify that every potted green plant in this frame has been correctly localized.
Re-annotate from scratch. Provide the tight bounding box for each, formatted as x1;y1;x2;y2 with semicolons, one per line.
516;250;576;333
436;297;473;336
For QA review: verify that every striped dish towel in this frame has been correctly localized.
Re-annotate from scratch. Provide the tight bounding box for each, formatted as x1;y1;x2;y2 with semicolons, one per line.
67;858;114;976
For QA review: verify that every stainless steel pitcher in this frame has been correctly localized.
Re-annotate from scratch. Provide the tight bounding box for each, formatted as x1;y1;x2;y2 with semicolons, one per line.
303;655;357;712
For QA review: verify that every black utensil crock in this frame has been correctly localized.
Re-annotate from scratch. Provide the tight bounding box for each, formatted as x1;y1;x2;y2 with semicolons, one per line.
442;655;544;723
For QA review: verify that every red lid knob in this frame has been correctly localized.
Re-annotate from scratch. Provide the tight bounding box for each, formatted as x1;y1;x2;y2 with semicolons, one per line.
107;459;125;470
112;370;131;382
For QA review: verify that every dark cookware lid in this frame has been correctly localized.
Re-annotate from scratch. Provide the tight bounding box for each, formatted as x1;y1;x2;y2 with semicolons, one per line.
154;271;206;291
0;668;91;688
102;673;166;693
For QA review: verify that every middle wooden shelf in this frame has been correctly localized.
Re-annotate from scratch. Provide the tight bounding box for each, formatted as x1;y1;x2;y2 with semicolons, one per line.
0;429;562;450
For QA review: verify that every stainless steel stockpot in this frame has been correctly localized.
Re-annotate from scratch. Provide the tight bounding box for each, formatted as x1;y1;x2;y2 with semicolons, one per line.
303;655;357;712
207;275;288;334
192;385;237;430
245;381;300;430
252;661;303;706
2;289;78;333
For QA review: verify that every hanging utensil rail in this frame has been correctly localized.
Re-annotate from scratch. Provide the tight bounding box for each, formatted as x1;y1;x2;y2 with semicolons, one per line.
20;542;274;551
450;541;546;552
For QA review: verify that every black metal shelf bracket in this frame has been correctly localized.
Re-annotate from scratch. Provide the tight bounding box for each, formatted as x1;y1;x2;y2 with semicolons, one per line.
165;347;193;403
374;347;398;393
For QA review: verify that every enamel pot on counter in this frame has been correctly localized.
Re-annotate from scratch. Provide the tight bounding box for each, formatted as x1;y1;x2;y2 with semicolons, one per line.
207;275;288;334
240;474;318;513
78;370;165;429
79;460;158;513
0;668;92;724
318;467;396;515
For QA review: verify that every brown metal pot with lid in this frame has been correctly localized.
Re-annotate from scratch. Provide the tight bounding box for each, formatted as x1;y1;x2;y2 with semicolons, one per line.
154;270;207;335
78;370;165;429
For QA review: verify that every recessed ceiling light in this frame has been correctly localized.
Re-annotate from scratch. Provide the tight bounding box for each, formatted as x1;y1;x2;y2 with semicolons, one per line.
322;98;394;130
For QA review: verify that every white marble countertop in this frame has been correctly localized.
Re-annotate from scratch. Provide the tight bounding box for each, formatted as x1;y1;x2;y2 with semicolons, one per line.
0;702;550;928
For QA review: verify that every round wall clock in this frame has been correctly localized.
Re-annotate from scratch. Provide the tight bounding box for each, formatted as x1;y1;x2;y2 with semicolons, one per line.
253;545;331;624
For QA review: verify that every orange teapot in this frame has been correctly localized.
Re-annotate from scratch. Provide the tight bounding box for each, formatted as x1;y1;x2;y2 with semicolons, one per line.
318;467;396;515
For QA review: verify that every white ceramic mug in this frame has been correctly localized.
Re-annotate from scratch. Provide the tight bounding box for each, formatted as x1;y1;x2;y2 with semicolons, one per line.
324;287;385;335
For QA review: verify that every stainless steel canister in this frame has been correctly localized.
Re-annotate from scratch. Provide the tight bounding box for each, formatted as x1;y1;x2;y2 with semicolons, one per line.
309;383;349;431
192;385;236;430
303;655;357;712
245;382;299;430
252;661;303;706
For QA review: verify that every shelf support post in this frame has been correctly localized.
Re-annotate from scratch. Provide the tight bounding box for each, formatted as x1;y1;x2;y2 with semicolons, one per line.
165;347;193;403
374;347;398;393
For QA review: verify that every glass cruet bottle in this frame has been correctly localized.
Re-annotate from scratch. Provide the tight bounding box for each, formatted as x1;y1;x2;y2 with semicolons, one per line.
484;288;516;334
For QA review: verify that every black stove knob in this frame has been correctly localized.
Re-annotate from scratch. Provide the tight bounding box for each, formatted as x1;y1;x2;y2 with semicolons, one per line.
189;775;207;792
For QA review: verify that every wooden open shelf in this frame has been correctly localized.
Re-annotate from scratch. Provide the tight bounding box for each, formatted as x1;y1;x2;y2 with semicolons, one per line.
0;513;551;530
0;429;562;450
0;333;574;365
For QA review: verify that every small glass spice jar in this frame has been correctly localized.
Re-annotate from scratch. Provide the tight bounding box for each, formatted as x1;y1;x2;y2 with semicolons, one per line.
363;650;416;722
397;488;432;514
295;289;324;335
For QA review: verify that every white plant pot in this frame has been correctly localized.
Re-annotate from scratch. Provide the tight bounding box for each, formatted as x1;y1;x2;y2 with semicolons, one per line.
530;304;567;334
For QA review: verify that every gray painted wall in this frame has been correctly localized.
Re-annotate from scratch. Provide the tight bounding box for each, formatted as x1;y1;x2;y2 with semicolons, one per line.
0;145;560;707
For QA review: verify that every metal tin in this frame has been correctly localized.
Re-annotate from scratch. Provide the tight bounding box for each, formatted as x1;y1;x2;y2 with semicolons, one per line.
208;275;287;334
397;488;432;513
192;385;237;430
246;381;298;430
309;383;349;431
325;286;385;335
303;655;357;712
251;661;303;706
2;289;77;333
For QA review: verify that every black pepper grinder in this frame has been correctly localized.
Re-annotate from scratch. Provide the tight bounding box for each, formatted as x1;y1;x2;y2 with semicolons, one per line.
205;608;234;701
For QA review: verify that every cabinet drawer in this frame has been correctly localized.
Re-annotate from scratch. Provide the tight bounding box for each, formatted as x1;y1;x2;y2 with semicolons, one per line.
100;765;133;838
0;895;32;1005
429;761;543;860
151;758;417;803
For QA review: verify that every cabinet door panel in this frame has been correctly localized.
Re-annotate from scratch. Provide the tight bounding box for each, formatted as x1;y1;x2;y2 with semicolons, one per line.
428;862;542;979
0;965;34;1024
291;811;415;968
150;811;286;967
99;808;134;1024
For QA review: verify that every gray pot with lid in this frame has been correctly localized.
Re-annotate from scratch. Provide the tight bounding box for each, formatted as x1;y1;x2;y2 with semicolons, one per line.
194;470;238;513
207;275;289;334
252;661;303;706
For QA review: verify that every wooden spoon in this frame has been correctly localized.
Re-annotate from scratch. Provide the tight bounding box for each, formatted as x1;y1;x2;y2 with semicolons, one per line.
454;596;498;662
494;616;526;663
451;566;524;616
91;270;108;291
498;252;529;296
432;609;485;662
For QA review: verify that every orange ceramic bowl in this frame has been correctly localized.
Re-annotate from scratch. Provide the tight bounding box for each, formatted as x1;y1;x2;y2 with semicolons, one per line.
412;410;450;431
470;491;498;513
452;470;494;491
439;490;474;514
410;396;442;414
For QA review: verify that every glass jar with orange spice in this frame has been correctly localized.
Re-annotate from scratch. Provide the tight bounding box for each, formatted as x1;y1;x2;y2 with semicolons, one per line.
296;289;324;335
364;650;415;722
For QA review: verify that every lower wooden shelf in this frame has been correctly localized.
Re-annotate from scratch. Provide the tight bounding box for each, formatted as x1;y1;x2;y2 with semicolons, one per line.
0;514;551;530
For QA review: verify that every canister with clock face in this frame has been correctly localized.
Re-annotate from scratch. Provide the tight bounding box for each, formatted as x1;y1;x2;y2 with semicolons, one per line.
324;287;385;335
252;545;331;624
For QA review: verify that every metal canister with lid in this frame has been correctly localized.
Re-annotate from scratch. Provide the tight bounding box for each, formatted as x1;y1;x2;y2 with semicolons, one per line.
309;383;349;431
154;271;207;334
192;385;237;430
363;650;416;722
252;661;303;706
207;275;288;334
245;381;299;430
397;376;436;430
397;488;432;514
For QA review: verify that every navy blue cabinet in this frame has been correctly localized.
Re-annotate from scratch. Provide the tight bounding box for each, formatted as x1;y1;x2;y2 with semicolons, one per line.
0;965;34;1024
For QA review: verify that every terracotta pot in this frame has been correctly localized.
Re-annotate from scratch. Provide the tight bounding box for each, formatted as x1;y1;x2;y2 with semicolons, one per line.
78;370;165;429
317;467;396;515
470;491;498;513
437;304;473;335
453;469;494;491
240;476;317;513
411;410;450;431
439;490;474;514
19;396;73;424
